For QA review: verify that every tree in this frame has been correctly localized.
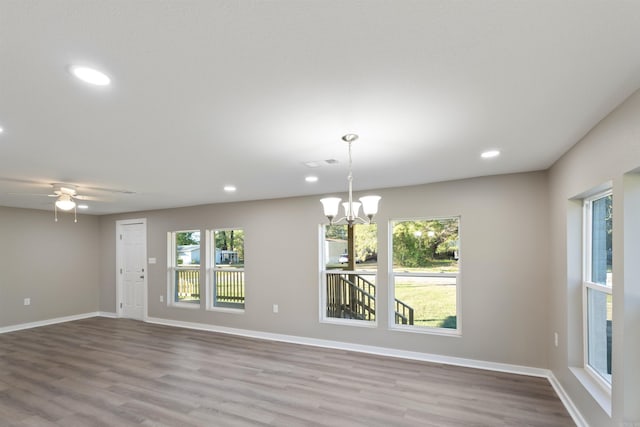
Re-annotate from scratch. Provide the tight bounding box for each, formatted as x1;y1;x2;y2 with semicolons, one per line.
176;231;199;246
325;225;347;241
325;224;377;263
215;229;245;262
354;224;377;262
392;219;458;268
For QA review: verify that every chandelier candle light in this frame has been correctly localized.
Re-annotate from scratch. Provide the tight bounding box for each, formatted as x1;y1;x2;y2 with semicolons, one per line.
320;134;381;225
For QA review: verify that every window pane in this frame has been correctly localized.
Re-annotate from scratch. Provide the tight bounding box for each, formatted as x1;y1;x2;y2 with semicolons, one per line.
324;224;377;270
213;229;244;309
176;231;200;265
322;223;378;322
394;276;457;329
325;272;376;321
175;268;200;303
392;219;459;273
175;231;200;304
586;288;612;383
590;194;612;286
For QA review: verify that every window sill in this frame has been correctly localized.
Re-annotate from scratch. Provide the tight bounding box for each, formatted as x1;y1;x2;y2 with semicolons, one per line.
170;302;201;309
390;324;461;337
321;317;377;328
569;366;612;417
207;306;245;314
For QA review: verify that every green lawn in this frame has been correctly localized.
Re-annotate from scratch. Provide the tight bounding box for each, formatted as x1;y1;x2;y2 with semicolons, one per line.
394;281;457;329
394;259;459;274
326;258;458;273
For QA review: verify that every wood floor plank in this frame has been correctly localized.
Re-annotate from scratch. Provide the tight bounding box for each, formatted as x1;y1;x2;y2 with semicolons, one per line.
0;318;575;426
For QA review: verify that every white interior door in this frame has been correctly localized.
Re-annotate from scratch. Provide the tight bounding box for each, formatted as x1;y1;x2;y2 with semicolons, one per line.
118;220;147;319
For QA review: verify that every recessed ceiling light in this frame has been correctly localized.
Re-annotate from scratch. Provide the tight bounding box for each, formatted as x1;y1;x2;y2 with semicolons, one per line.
77;204;89;209
305;176;318;183
224;185;236;192
70;66;111;86
481;150;500;159
0;126;4;133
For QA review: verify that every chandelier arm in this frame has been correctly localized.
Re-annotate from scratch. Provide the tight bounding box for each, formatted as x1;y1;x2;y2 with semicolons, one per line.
327;215;372;226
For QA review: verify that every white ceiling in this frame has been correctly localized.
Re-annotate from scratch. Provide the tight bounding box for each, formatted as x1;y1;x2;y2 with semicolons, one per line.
1;1;640;215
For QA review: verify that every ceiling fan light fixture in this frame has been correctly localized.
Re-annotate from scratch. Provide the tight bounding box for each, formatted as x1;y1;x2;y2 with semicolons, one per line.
55;194;76;211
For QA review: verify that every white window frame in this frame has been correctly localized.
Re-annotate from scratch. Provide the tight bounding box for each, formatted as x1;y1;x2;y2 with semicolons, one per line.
582;190;613;390
389;216;461;336
319;224;378;328
167;230;201;309
206;228;245;313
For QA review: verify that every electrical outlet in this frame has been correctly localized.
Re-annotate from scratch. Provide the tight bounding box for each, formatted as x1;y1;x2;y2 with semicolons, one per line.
24;298;31;306
554;332;559;347
273;304;279;313
160;295;164;303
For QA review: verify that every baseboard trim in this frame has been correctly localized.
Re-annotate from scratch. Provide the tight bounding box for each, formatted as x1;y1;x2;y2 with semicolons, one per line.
548;372;588;427
98;311;118;318
0;312;99;334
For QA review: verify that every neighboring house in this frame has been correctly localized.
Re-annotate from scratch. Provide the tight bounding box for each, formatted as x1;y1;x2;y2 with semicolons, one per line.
215;248;239;265
177;245;200;265
325;238;347;264
177;246;240;265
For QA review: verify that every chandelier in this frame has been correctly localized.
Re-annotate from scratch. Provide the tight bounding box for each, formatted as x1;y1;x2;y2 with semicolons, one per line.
320;134;381;225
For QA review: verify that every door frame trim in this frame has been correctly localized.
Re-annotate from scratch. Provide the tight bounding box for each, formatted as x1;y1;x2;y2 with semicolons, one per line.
116;218;148;320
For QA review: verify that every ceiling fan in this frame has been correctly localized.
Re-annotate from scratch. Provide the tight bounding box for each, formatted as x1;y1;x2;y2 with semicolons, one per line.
1;178;135;223
50;184;88;222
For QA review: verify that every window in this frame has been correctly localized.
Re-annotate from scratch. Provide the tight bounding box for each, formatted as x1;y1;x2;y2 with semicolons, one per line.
208;229;245;310
583;192;612;386
390;218;460;333
168;230;201;305
321;223;377;323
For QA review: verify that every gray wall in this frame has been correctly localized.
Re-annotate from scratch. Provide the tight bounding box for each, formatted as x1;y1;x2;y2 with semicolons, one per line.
548;88;640;426
0;206;100;327
99;171;550;368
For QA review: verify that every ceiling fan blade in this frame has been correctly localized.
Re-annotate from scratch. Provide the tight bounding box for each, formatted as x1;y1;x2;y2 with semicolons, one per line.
6;192;55;197
74;195;101;201
82;185;135;194
0;177;48;186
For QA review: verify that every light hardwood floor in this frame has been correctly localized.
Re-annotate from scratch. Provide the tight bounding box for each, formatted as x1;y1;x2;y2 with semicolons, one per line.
0;318;574;426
